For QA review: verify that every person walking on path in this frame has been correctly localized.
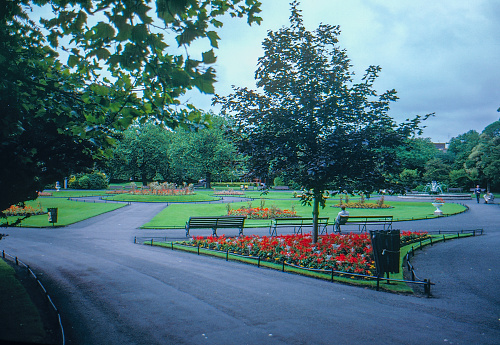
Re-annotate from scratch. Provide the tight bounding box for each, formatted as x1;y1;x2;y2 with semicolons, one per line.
474;185;481;203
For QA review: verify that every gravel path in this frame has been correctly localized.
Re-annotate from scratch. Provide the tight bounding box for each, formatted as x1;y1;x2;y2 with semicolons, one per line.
1;197;499;344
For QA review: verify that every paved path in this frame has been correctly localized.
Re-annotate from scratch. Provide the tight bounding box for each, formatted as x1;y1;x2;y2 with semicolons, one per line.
1;197;499;344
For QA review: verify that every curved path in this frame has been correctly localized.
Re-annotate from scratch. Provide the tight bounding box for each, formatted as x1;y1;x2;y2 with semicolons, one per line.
1;198;499;344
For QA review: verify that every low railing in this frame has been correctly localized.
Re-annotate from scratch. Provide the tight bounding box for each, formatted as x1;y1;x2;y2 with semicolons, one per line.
1;250;65;345
135;229;483;297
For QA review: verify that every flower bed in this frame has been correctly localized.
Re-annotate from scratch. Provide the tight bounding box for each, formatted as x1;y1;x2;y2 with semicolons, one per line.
332;202;392;209
187;232;427;275
37;191;52;197
3;204;45;216
228;205;297;219
213;189;245;196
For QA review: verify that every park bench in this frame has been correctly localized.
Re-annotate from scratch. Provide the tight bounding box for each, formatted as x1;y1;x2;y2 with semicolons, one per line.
336;215;393;233
185;216;246;237
269;217;329;236
274;186;290;190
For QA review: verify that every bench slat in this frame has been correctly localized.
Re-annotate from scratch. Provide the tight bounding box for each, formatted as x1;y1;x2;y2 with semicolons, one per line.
186;216;246;237
269;217;329;236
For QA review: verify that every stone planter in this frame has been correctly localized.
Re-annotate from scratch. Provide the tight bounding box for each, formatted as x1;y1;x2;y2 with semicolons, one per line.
432;202;444;216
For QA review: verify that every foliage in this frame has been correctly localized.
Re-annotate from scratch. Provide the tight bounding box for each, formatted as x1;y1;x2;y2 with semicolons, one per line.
168;115;242;187
465;119;500;190
106;123;171;184
422;158;451;185
447;130;480;170
399;169;421;190
68;172;109;190
1;0;261;213
395;138;439;173
216;2;428;242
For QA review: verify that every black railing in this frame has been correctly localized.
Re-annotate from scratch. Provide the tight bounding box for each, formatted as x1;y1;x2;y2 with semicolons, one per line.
1;250;65;345
135;228;483;297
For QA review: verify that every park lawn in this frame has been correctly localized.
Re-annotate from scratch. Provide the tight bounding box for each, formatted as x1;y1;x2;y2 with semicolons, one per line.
4;198;126;227
40;189;110;197
0;259;46;343
104;193;219;202
141;199;467;228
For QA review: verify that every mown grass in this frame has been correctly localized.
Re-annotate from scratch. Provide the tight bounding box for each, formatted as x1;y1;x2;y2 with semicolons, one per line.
0;259;46;343
104;193;219;203
3;198;126;227
142;199;467;229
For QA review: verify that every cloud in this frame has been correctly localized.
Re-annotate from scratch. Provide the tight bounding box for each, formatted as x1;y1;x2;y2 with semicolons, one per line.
184;1;500;142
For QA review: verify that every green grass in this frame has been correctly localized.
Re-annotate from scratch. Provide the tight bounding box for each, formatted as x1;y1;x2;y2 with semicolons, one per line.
40;189;110;197
0;259;46;343
142;199;467;228
104;193;219;203
4;198;126;227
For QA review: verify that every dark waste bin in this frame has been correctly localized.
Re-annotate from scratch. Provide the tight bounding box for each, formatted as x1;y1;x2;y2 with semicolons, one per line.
47;208;58;224
370;230;400;276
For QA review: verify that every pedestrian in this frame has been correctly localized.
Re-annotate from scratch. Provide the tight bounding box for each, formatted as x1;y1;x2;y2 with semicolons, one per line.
335;205;349;232
474;185;481;203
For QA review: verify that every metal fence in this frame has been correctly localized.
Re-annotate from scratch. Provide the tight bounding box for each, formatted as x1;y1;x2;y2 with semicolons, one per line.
135;228;483;297
1;250;65;345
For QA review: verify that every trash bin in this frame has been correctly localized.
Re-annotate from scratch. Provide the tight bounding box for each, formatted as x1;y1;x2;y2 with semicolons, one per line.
47;208;58;224
370;230;400;276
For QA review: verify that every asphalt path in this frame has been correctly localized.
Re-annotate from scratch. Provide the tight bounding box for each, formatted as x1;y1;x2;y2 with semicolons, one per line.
1;197;499;344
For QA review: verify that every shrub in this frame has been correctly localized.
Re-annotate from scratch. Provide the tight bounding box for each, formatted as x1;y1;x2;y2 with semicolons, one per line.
68;172;109;190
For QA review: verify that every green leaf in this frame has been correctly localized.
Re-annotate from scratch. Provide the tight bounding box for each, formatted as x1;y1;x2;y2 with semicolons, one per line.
68;55;80;68
207;31;220;48
202;49;216;64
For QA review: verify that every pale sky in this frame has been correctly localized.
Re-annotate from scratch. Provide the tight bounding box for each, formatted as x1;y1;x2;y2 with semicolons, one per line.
183;0;500;143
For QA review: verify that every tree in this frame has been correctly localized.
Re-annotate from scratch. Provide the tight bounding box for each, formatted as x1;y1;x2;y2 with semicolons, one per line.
466;119;500;191
395;138;439;173
1;0;262;213
422;158;451;185
447;130;480;170
216;1;428;242
168;116;241;188
107;123;171;185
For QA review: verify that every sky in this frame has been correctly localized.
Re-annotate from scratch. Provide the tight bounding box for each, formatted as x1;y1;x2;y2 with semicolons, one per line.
182;0;500;143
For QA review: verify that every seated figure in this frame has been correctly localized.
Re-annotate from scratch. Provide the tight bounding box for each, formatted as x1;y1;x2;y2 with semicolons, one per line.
335;205;349;233
484;192;495;204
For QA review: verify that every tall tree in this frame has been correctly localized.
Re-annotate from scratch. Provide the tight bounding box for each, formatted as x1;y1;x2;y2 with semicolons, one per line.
447;130;480;170
1;0;262;213
168;116;241;187
466;119;500;191
216;1;428;242
107;123;171;184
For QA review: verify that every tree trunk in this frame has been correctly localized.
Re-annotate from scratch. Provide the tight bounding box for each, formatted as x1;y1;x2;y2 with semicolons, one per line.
205;172;212;189
312;191;320;244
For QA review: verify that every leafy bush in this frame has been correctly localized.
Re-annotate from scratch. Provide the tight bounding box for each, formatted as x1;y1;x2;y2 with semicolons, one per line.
68;172;108;190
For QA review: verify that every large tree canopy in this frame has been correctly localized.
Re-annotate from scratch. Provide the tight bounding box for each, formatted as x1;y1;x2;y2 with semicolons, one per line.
216;1;428;242
0;0;262;213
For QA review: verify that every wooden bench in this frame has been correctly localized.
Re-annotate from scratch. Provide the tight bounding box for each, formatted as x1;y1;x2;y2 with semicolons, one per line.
269;217;329;236
337;215;393;233
185;216;246;237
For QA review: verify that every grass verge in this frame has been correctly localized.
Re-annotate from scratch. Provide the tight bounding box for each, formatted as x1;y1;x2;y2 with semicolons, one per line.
4;198;126;227
142;200;467;229
0;259;46;343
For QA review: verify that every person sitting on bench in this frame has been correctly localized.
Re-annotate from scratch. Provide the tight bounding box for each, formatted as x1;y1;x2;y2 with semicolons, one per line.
335;205;349;233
